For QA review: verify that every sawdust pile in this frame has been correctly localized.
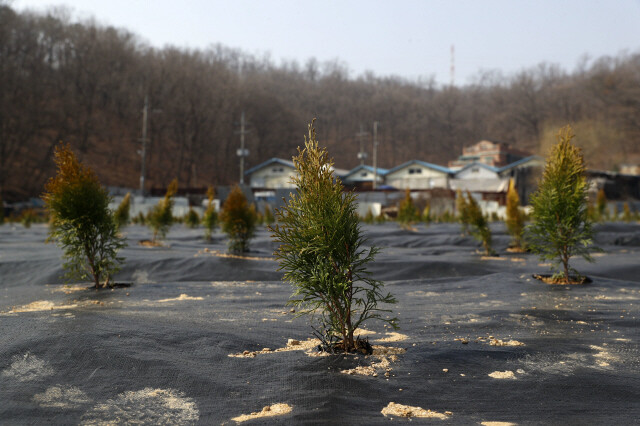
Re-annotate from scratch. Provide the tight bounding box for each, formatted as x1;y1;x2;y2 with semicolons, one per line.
381;402;451;419
489;338;525;347
33;386;91;409
231;403;292;423
195;248;274;261
228;338;326;358
488;370;517;379
341;346;407;377
157;294;204;303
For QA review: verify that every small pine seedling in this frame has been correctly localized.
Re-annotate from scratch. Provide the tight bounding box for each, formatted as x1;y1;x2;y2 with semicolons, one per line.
43;143;125;288
147;179;178;242
466;191;494;255
219;185;257;253
184;207;200;228
202;186;218;242
114;192;131;229
270;121;397;353
526;125;596;283
505;179;526;250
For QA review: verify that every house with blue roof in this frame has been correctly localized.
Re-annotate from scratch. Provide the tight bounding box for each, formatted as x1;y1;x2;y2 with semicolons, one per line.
384;160;453;190
341;165;389;188
244;158;297;189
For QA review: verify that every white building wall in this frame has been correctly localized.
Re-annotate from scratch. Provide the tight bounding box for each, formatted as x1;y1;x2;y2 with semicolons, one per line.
249;166;297;189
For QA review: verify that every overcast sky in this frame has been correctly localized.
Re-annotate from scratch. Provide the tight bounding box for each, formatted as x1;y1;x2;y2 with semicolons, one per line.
12;0;640;86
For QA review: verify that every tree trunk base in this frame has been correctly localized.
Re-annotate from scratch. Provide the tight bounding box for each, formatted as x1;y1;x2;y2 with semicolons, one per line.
532;274;592;285
317;336;373;355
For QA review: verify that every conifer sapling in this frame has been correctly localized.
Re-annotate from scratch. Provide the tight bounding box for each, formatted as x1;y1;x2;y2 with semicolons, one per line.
202;186;218;241
43;143;125;288
114;192;131;229
505;179;525;250
147;179;178;242
526;125;596;283
271;122;397;353
219;185;257;253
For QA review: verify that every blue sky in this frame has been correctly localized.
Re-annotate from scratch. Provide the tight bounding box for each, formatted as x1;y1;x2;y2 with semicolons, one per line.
13;0;640;85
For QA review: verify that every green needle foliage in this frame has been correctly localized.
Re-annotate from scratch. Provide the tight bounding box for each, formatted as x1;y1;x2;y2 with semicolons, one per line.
466;191;494;255
263;204;275;226
505;179;526;250
622;202;632;222
184;207;200;228
219;185;257;253
397;189;419;228
526;126;595;283
202;186;218;241
456;188;470;234
596;188;607;222
114;192;131;229
271;122;397;352
147;179;178;242
362;207;375;224
43;143;125;288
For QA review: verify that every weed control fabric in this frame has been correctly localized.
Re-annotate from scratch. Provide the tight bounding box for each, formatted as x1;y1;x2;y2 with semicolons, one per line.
1;223;640;424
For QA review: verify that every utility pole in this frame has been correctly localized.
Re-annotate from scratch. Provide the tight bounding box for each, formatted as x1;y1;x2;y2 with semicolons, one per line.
356;124;369;166
236;111;250;185
139;95;149;196
372;121;379;190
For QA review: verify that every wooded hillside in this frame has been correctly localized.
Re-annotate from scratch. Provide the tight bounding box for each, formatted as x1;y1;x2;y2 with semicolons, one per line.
1;5;639;201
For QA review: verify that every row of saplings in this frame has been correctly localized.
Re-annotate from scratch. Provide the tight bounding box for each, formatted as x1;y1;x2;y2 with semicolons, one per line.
43;123;598;354
113;184;275;247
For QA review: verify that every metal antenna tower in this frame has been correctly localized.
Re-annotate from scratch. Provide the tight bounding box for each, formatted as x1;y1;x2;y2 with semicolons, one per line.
372;121;379;189
450;44;455;87
356;124;369;166
139;95;149;195
235;111;250;184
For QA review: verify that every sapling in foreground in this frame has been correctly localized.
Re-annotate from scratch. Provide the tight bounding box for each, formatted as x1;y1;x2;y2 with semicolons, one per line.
271;122;397;353
526;125;595;283
43;143;125;288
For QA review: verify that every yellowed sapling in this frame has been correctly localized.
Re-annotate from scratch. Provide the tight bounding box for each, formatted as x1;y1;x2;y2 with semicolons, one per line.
526;125;596;284
271;121;397;353
219;185;257;253
43;143;125;288
202;186;218;241
505;179;525;250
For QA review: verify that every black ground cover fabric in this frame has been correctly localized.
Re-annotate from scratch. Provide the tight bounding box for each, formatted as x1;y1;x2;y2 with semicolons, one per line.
1;222;639;424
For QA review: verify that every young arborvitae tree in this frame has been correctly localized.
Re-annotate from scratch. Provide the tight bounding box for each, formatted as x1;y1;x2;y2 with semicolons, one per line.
147;179;178;242
397;189;418;228
202;186;218;242
526;126;595;284
43;143;125;288
622;202;632;222
219;185;257;253
263;204;275;226
505;179;525;250
184;207;200;228
114;192;131;229
422;204;431;224
271;122;397;353
456;188;470;234
363;207;375;224
596;188;607;222
466;191;494;255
